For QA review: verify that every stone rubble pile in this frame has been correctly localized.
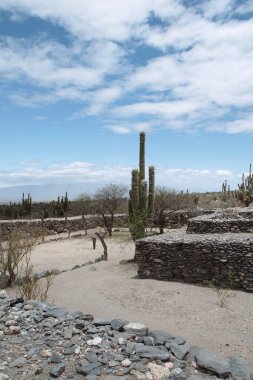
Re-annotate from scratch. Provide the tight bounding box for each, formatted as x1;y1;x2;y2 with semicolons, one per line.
0;290;252;380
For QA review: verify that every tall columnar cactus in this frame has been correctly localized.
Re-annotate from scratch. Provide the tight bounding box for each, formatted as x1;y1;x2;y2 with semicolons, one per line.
139;131;145;182
129;132;155;240
148;166;155;218
235;164;253;207
21;193;32;218
62;192;69;219
221;179;231;203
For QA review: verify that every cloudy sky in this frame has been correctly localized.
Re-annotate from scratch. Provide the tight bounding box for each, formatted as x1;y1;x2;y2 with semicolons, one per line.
0;0;253;199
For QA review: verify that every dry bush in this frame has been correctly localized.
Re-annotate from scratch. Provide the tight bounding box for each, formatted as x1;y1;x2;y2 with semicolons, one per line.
197;192;242;209
209;282;236;307
17;252;54;301
154;187;198;233
0;226;39;286
0;226;54;301
209;272;236;308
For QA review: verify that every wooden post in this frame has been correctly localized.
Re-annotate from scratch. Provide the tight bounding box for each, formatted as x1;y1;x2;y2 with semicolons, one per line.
95;232;108;261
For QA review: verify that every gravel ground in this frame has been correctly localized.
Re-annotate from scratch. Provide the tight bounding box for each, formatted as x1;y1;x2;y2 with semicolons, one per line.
6;230;253;367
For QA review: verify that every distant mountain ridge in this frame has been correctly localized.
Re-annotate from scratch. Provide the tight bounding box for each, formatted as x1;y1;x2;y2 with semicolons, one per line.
0;183;103;203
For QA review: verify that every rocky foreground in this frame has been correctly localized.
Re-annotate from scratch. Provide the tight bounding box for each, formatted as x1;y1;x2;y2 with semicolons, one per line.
0;291;252;380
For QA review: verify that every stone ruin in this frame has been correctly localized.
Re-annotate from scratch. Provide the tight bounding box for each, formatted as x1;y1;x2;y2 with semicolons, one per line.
136;208;253;292
0;214;128;241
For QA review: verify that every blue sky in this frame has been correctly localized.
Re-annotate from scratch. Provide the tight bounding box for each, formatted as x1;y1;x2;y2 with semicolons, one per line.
0;0;253;199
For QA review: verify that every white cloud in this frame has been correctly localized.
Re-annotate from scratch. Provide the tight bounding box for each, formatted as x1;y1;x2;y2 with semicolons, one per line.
0;160;240;192
209;114;253;134
0;0;184;41
0;0;252;135
199;0;234;19
215;169;233;177
0;36;125;106
105;122;153;134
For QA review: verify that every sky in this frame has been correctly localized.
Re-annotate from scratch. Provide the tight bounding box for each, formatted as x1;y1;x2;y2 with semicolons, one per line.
0;0;253;200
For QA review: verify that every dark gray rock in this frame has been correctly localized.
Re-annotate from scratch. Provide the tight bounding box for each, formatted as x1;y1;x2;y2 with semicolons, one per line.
72;264;81;270
0;273;9;289
86;376;98;380
12;357;26;368
84;352;98;363
76;361;102;376
150;330;174;345
135;344;170;361
229;356;252;380
39;302;68;318
35;270;50;279
170;371;188;380
187;375;213;380
111;319;129;331
0;290;8;299
186;346;202;364
49;363;65;377
166;340;189;360
123;322;148;336
93;318;112;326
48;352;62;364
195;348;231;377
143;336;155;346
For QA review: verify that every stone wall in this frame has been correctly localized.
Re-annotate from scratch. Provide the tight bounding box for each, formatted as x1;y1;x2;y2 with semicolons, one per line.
136;229;253;292
0;209;214;240
187;208;253;233
164;209;215;228
0;214;128;240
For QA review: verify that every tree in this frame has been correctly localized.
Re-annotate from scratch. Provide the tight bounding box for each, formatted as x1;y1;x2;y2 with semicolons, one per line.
76;193;95;216
95;184;127;236
154;187;197;233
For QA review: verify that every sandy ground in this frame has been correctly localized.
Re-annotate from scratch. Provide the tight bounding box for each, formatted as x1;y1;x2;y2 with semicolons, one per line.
6;230;253;366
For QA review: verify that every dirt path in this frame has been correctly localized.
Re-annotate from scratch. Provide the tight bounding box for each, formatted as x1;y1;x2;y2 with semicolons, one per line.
7;230;253;366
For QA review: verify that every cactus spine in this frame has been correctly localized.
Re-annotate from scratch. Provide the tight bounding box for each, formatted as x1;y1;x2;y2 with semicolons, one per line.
129;132;155;240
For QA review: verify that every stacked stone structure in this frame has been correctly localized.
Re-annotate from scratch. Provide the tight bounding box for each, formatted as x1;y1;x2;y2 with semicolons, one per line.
0;214;128;241
187;208;253;233
0;209;213;240
136;208;253;292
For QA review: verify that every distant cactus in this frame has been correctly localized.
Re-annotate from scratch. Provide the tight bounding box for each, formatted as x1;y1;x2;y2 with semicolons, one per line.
221;179;231;203
52;193;70;218
21;193;32;218
129;132;155;240
235;164;253;207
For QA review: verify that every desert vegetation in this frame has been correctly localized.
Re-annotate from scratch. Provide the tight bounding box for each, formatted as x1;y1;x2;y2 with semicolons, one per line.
0;226;54;300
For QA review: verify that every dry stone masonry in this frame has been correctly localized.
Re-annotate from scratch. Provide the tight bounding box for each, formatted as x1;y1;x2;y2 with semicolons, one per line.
0;214;128;241
187;208;253;234
0;209;214;241
136;208;253;292
0;291;252;379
